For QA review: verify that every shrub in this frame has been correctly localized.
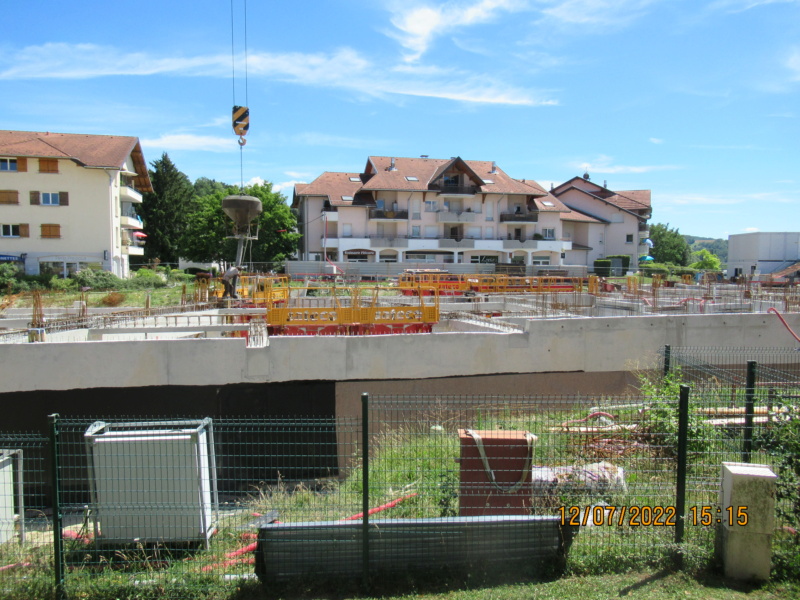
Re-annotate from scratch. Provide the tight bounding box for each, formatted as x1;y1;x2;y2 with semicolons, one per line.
100;291;126;307
593;259;611;277
0;263;21;292
129;268;167;289
639;262;670;277
607;254;631;271
72;269;126;291
50;276;78;292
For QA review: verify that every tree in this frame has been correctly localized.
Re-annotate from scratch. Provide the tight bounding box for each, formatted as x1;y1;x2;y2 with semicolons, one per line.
649;223;691;266
137;153;194;265
180;181;300;265
690;249;722;271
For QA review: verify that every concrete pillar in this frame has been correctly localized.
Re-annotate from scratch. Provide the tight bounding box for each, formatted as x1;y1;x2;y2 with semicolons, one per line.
716;462;777;581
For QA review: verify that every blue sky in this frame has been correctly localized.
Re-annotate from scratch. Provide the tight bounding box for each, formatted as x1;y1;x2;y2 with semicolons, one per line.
2;0;799;240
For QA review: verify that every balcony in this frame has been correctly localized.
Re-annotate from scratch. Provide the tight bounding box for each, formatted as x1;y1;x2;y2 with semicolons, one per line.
428;184;478;196
436;211;477;223
122;245;144;256
499;211;539;223
120;185;143;203
439;238;475;249
120;214;143;229
369;236;409;248
638;222;650;233
369;209;408;221
502;238;572;251
321;207;338;222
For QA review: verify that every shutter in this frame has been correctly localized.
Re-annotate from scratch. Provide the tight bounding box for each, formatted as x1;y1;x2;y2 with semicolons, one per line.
0;190;19;204
16;157;27;172
19;224;29;238
30;191;40;205
60;191;69;206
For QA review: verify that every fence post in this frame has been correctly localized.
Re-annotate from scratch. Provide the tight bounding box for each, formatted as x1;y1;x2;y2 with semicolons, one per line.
361;392;370;585
663;344;671;377
49;413;66;600
674;385;690;567
742;361;757;462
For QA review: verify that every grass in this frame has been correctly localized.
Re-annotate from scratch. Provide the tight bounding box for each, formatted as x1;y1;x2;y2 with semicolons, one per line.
0;383;797;598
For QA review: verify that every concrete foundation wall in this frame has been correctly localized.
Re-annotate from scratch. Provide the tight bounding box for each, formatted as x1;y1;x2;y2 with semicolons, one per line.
1;313;798;395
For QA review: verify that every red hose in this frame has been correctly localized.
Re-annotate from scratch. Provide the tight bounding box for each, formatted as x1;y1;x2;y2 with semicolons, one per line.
341;493;418;521
768;308;800;343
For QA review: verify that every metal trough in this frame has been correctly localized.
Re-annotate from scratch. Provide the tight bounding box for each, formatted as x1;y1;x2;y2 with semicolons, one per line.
255;515;575;581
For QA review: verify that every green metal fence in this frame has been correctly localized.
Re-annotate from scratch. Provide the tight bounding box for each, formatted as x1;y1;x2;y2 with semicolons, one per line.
0;357;798;597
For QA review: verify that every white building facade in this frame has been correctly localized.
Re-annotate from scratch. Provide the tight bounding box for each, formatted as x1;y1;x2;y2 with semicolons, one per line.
0;131;152;278
293;156;651;270
728;232;800;277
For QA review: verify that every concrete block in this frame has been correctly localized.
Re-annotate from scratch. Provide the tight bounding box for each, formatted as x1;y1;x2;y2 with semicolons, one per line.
716;462;777;581
717;527;772;581
719;462;777;534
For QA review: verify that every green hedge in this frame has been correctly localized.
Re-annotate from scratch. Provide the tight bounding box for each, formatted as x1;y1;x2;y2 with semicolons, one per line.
593;259;611;277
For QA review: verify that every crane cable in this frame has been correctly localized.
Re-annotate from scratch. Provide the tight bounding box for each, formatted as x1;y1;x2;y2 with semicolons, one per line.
230;0;250;191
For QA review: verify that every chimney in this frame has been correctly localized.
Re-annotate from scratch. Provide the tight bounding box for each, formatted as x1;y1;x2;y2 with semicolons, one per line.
490;161;497;174
420;155;428;159
604;180;607;188
389;157;397;171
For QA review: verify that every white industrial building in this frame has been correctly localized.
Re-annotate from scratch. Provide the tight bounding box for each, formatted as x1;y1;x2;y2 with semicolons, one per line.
728;232;800;278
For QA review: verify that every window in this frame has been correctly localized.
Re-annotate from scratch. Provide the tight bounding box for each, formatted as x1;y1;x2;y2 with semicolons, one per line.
482;179;494;184
40;223;61;239
541;200;554;207
425;200;437;212
444;174;458;187
1;224;20;237
625;234;634;243
342;223;352;237
42;192;60;206
542;228;555;240
376;199;385;210
424;226;438;238
38;158;58;173
411;225;421;238
405;176;418;182
0;190;19;205
532;256;551;265
485;226;494;239
341;195;353;202
349;176;361;182
0;158;17;172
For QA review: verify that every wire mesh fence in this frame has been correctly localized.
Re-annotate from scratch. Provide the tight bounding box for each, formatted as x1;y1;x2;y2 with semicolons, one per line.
0;361;797;598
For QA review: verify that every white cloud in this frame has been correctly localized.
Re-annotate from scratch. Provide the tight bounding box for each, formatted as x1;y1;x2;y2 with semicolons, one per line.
787;48;800;81
577;155;680;174
538;0;659;27
385;0;526;62
140;134;237;153
0;42;551;106
743;227;761;232
709;0;799;14
0;43;227;79
649;138;664;144
273;180;306;194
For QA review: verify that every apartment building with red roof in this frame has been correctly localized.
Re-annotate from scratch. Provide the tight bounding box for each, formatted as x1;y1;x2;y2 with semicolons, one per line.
293;156;651;270
0;130;152;277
